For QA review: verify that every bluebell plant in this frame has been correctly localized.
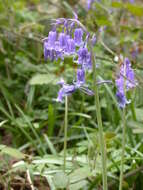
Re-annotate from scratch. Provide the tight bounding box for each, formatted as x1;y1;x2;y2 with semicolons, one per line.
43;14;109;190
116;58;138;190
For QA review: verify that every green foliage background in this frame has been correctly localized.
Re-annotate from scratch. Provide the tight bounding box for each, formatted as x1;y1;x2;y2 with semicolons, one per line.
0;0;143;189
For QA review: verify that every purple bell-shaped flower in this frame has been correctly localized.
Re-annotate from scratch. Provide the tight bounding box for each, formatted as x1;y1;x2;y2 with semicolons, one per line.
116;91;130;108
56;82;76;102
66;38;75;54
59;33;69;50
77;47;92;70
76;68;85;85
48;31;57;48
74;28;83;46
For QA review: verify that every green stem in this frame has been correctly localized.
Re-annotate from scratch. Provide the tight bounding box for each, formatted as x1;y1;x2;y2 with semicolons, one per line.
66;18;107;188
119;107;126;190
64;95;68;172
119;61;127;190
90;44;108;190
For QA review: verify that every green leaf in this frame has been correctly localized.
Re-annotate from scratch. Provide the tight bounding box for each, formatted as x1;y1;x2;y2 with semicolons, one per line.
112;2;143;17
132;128;143;134
105;132;116;140
0;120;8;127
125;4;143;17
111;2;123;8
69;180;87;190
0;145;25;159
32;155;72;166
96;18;111;26
53;172;69;189
44;134;57;155
69;167;91;183
29;74;59;85
69;112;91;119
135;108;143;122
47;104;55;136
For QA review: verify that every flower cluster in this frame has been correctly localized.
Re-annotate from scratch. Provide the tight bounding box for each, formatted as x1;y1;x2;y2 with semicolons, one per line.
115;58;138;108
43;18;93;102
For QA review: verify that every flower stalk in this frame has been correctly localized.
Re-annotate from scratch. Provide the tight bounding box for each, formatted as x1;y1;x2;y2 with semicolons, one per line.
63;95;68;172
119;107;126;190
90;41;108;190
119;62;127;190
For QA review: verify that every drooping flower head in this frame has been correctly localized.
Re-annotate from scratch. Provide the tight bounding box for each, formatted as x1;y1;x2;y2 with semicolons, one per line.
43;16;95;102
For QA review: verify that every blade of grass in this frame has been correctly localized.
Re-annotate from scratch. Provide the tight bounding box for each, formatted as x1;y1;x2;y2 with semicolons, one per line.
44;134;57;155
15;104;46;155
0;105;42;155
47;104;55;137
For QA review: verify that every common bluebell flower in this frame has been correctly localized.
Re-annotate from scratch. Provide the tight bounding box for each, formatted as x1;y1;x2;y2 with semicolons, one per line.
116;91;130;108
70;22;75;35
48;31;57;47
44;41;55;61
57;83;76;102
77;47;92;70
74;28;83;46
115;57;138;108
66;38;75;54
76;68;85;85
56;77;93;102
58;33;68;50
43;31;61;61
44;42;50;60
44;40;62;61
